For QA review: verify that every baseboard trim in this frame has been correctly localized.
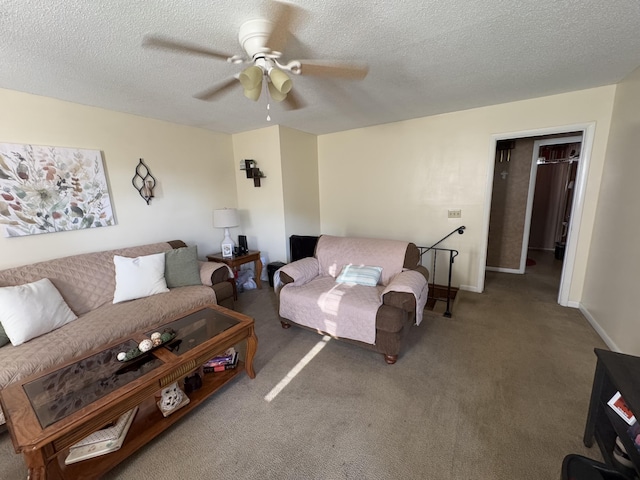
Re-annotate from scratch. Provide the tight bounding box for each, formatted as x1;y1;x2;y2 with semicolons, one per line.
579;303;621;352
459;284;481;293
567;300;580;309
486;266;523;274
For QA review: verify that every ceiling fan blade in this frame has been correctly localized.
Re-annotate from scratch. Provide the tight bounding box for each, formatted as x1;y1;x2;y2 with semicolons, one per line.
193;78;239;101
283;90;305;110
265;1;302;53
298;60;369;80
143;35;234;61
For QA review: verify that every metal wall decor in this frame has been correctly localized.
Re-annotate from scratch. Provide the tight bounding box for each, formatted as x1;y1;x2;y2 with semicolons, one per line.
132;159;156;204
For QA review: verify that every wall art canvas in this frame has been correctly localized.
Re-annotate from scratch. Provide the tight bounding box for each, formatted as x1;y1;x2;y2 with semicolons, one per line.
0;143;115;237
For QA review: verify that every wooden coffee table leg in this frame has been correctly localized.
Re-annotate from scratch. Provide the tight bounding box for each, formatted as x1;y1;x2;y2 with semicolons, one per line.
245;326;258;379
24;448;47;480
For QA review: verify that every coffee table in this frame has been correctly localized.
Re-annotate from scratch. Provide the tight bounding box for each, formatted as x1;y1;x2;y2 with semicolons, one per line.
0;304;257;480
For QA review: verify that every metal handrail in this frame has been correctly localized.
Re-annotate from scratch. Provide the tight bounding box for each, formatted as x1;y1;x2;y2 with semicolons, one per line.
418;225;465;318
422;226;465;252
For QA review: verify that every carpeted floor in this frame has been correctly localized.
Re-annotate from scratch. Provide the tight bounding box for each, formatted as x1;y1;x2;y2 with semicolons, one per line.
0;251;607;479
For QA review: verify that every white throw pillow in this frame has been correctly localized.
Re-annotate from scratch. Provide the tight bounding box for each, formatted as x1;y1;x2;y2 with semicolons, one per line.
113;253;169;304
0;278;78;346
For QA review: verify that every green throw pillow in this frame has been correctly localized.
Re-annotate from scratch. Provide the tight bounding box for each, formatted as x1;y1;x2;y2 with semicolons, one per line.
0;323;9;347
336;265;383;287
164;246;202;288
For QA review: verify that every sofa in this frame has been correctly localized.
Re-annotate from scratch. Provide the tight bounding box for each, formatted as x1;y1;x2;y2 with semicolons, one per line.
0;240;234;426
275;235;429;364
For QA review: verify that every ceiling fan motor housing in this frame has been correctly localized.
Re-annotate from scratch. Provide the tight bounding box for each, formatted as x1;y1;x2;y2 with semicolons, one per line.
239;19;274;59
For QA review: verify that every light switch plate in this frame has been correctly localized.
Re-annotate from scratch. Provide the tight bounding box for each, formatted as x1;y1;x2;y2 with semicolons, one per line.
448;209;462;218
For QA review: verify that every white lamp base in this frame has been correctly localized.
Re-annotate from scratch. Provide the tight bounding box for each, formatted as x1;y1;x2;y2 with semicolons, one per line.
221;227;235;257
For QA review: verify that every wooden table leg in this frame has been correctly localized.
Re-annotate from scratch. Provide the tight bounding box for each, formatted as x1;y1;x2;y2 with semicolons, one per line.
254;258;262;289
245;326;258;379
24;448;47;480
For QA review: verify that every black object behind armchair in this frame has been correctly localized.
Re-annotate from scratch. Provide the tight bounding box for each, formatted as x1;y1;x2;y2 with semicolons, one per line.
289;235;319;262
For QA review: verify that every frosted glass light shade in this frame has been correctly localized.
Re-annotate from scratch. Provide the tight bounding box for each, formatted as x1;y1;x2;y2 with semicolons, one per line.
269;68;292;94
268;82;287;102
244;84;262;101
239;65;263;90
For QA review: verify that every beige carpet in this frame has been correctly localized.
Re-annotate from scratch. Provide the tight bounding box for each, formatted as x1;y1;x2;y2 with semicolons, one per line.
0;252;607;479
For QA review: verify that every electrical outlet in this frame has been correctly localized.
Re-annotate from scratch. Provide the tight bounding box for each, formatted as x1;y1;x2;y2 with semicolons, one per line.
448;209;462;219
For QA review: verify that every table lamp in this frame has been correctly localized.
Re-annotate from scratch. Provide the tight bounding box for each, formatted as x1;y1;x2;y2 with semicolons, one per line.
213;208;239;257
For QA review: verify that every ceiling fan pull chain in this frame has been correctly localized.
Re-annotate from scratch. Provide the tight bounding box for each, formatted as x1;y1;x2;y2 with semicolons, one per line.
265;80;272;122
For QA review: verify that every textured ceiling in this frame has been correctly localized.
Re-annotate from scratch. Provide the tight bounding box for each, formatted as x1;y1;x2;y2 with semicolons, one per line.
2;0;640;135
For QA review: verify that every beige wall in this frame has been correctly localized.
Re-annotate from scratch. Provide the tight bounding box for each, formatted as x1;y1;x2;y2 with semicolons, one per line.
317;86;615;298
0;88;236;270
231;126;287;263
280;126;320;260
230;125;320;265
581;67;640;354
0;83;621;315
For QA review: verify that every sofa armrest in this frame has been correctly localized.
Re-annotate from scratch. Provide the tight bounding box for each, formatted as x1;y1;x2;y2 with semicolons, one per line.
275;257;319;295
381;266;429;313
198;261;233;286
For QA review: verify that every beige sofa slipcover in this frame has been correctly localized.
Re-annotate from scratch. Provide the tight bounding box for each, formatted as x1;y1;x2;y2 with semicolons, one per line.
0;240;234;426
275;235;429;364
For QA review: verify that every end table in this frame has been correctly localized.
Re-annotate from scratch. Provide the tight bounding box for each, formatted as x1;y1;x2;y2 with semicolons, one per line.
207;250;263;299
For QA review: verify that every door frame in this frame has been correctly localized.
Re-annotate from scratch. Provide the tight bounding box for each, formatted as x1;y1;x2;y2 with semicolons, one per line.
521;135;583;273
478;122;596;306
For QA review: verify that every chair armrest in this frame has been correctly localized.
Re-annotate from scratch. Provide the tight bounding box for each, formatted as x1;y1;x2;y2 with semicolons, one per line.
198;261;233;286
275;257;319;294
381;266;429;312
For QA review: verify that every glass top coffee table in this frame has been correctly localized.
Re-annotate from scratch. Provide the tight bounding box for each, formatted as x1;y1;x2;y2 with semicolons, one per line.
0;304;257;480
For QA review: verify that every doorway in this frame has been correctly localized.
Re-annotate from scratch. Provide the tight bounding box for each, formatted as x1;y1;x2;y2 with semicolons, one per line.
480;123;595;306
528;137;582;263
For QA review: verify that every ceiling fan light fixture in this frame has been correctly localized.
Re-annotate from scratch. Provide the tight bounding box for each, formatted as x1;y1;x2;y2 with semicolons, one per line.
239;65;263;90
145;3;369;114
267;82;287;102
268;67;292;94
243;83;262;101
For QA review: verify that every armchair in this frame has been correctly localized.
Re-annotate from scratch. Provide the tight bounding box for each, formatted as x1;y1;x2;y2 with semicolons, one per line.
275;235;429;364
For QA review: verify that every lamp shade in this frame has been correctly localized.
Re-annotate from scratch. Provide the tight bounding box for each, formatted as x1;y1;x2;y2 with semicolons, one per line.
268;68;292;94
213;208;239;228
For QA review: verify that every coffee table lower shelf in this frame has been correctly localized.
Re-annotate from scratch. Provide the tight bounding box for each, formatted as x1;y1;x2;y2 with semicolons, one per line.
53;362;245;479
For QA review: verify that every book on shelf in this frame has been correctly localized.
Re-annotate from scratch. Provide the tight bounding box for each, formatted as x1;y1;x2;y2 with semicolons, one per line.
204;347;237;368
68;407;136;449
204;351;238;373
608;391;637;425
65;406;138;465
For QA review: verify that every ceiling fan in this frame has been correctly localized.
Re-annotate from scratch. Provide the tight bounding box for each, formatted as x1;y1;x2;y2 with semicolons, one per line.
142;1;368;111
